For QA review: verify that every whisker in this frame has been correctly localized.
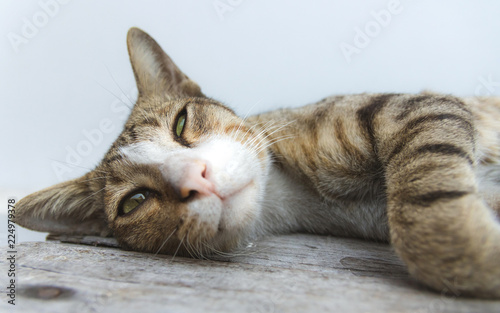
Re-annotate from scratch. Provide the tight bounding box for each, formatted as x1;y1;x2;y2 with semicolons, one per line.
197;241;207;260
251;120;296;152
254;135;295;155
236;120;266;148
243;119;276;148
103;64;136;106
245;120;288;147
93;79;133;110
185;231;201;259
200;241;227;258
255;125;290;151
243;121;289;154
200;241;262;258
184;238;197;259
194;237;210;260
242;122;279;154
171;234;185;262
231;98;262;140
47;158;109;175
154;228;177;256
238;121;263;143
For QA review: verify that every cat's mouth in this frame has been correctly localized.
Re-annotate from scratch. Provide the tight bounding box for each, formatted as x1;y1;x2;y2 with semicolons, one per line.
214;180;257;233
218;181;254;201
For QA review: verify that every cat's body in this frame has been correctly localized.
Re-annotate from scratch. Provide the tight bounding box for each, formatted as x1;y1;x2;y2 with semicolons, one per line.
15;28;500;299
254;94;500;239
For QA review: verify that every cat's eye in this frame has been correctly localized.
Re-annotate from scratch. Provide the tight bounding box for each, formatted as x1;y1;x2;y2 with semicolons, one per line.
119;190;150;215
175;111;187;138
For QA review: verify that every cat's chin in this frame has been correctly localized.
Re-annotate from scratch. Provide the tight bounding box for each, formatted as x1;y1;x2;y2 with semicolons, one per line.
218;180;259;231
164;177;263;257
206;180;261;249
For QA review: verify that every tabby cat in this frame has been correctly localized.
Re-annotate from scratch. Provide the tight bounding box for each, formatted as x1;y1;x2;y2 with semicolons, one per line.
15;28;500;298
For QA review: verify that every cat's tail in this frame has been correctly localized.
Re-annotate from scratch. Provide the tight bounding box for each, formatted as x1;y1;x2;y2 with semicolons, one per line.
380;95;500;298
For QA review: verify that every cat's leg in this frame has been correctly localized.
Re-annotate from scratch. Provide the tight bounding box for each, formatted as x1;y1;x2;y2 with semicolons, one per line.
378;100;500;298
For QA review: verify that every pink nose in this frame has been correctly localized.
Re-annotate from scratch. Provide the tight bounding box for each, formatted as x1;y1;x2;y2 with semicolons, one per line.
178;161;216;200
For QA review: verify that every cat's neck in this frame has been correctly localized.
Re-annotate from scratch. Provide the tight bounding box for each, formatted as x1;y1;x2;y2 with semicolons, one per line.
247;108;390;241
256;159;389;241
255;165;321;236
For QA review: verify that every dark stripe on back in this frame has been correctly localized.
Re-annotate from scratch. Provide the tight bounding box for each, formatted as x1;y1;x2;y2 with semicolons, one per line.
397;163;450;184
334;118;365;164
405;190;471;207
387;113;474;164
313;103;331;121
396;95;433;121
396;95;471;121
404;114;473;136
414;143;473;165
356;94;398;153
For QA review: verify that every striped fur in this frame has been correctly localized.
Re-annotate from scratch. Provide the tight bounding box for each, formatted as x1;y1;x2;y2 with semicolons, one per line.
15;28;500;298
250;93;500;298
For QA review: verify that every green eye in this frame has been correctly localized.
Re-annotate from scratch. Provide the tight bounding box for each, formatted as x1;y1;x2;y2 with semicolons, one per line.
175;112;186;137
120;191;149;215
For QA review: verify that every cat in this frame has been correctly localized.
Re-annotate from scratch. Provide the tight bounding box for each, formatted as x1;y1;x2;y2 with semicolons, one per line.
15;27;500;299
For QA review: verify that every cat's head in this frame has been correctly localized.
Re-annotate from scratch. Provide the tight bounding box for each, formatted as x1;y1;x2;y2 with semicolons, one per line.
15;28;271;256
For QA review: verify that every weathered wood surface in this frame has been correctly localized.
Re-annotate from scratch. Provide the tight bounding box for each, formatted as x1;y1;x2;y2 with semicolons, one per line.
1;234;499;313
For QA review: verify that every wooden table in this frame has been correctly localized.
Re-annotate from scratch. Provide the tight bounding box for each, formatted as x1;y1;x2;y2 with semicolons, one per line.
2;234;499;312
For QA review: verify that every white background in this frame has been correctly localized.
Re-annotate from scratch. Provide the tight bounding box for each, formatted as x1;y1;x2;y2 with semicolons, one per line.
1;0;500;241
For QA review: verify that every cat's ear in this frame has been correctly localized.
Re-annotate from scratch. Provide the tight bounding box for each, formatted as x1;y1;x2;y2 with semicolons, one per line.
14;173;111;237
127;27;204;99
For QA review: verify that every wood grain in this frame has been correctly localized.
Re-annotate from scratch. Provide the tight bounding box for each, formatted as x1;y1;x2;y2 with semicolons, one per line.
2;234;499;313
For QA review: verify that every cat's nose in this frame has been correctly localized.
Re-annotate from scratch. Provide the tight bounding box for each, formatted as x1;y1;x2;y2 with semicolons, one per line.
178;161;216;200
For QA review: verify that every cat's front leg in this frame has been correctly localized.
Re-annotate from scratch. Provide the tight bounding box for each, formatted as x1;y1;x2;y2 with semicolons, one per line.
376;95;500;298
